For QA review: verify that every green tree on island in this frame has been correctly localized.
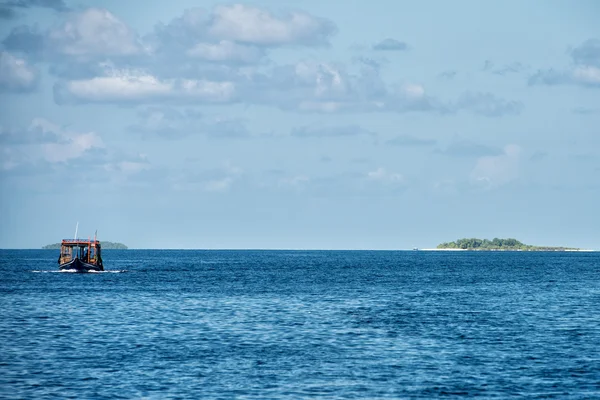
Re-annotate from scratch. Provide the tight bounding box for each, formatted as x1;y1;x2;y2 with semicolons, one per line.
437;238;578;251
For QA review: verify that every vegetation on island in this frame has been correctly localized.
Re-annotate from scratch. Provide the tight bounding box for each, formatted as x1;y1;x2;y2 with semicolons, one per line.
437;238;579;251
42;241;128;250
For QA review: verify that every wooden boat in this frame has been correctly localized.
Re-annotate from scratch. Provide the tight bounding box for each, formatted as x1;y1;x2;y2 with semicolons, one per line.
58;238;104;272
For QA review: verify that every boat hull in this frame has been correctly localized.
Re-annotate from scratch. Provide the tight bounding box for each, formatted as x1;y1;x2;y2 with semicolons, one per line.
59;257;103;272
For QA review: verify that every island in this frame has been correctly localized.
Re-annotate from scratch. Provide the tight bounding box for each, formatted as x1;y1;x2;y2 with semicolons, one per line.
436;238;580;251
42;241;128;250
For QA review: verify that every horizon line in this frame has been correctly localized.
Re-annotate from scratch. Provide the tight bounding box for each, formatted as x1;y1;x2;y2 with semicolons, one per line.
1;247;597;252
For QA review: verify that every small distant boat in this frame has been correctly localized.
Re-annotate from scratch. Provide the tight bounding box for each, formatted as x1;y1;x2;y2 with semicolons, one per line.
58;224;104;272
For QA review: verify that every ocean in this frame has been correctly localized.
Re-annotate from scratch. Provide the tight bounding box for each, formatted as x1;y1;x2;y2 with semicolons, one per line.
1;249;599;399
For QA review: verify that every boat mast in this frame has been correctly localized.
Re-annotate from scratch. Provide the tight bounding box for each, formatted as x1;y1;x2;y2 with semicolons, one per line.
74;221;79;240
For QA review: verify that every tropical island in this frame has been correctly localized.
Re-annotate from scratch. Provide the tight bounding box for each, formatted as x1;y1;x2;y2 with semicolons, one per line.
436;238;580;251
42;241;128;250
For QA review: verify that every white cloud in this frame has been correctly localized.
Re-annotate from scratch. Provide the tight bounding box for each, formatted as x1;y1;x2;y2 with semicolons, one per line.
179;79;235;100
0;118;104;171
1;14;517;116
236;61;460;114
402;83;425;99
103;154;150;175
29;118;104;163
372;38;408;51
130;107;189;137
48;56;520;116
1;119;160;192
571;38;600;67
0;145;21;171
143;5;334;65
48;8;143;57
280;175;310;186
529;39;600;88
367;167;404;183
205;177;234;192
62;73;171;101
432;179;460;195
246;61;382;112
7;4;333;66
573;65;600;85
455;92;523;117
0;51;37;92
202;161;243;192
1;0;68;14
274;174;311;192
291;124;374;138
208;4;335;46
470;144;521;188
297;101;344;113
187;40;263;63
55;64;235;104
171;160;244;192
302;62;348;96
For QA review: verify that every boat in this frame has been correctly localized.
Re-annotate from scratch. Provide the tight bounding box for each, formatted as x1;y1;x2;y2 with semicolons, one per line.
58;226;104;272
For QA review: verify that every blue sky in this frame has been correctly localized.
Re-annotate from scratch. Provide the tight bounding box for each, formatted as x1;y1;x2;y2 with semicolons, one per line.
0;0;598;249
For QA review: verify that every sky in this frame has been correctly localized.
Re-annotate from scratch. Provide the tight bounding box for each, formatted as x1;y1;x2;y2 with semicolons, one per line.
0;0;599;249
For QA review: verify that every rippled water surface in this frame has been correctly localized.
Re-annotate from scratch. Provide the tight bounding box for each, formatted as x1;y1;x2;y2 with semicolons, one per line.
1;250;599;399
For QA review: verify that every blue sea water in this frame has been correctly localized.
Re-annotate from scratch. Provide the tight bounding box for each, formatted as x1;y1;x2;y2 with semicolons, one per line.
0;249;599;399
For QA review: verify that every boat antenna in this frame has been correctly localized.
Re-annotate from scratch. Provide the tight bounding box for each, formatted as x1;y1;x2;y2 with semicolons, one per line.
74;221;79;240
94;230;97;241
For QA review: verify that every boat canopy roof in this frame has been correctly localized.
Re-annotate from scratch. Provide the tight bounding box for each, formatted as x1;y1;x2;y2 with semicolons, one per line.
61;239;101;247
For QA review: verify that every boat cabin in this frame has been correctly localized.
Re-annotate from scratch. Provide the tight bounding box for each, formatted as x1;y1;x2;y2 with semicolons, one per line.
59;239;103;268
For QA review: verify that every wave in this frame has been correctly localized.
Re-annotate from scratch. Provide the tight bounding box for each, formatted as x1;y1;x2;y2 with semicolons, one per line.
32;270;128;273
